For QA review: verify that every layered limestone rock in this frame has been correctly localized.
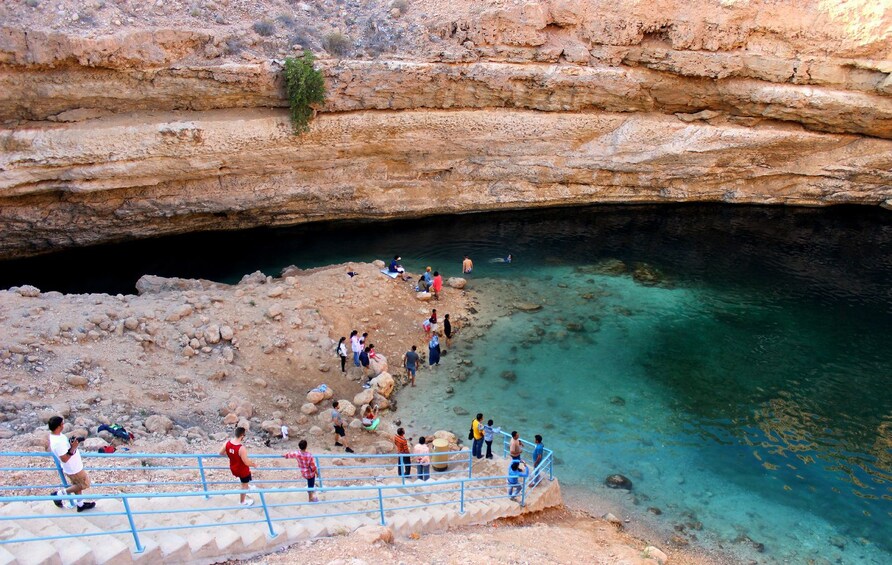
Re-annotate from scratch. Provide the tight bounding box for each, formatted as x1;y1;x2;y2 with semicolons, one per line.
0;0;890;259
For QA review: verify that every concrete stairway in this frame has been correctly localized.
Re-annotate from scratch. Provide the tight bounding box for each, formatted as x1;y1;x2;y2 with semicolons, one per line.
0;458;561;565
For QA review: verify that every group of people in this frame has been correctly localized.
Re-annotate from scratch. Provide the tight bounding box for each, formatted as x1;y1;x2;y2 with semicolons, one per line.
337;330;380;388
470;413;545;500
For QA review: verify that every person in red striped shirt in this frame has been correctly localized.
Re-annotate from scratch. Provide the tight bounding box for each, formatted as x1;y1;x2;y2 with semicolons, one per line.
284;440;319;502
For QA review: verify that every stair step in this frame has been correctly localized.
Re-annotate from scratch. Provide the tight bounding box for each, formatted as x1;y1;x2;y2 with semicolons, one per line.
183;529;218;560
0;546;17;565
147;530;190;564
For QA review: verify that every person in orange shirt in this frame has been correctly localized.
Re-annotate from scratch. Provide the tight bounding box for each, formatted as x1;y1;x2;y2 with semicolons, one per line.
431;271;443;301
393;427;411;478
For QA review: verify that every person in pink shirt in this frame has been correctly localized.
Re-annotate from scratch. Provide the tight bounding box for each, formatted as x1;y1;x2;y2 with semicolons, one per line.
413;436;431;481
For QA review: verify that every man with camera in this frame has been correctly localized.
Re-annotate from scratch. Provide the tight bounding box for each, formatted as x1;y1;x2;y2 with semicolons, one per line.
48;415;95;512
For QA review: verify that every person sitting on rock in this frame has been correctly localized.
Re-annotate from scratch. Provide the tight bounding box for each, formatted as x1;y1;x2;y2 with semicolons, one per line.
388;256;411;281
362;405;380;431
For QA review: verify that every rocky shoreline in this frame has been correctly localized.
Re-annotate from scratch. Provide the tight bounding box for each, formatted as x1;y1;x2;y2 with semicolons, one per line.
0;260;722;563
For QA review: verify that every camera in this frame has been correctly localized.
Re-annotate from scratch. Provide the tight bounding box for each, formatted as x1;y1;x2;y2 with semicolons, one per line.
70;436;85;443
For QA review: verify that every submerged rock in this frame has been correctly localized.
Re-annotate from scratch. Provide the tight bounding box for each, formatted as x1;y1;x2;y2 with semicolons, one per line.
632;263;669;287
500;370;517;381
610;396;626;406
513;302;542;312
453;406;469;416
593;259;628;276
605;474;633;490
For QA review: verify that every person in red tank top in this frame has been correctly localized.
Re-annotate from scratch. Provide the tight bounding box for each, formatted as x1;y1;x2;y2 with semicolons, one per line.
219;426;256;506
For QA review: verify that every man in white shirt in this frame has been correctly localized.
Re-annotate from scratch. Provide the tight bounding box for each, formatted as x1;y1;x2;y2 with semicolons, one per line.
47;416;95;512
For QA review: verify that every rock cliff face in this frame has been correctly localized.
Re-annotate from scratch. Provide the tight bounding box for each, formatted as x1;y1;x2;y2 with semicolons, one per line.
0;0;890;259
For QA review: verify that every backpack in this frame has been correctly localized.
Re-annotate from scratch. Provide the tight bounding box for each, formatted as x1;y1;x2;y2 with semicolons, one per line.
99;445;117;453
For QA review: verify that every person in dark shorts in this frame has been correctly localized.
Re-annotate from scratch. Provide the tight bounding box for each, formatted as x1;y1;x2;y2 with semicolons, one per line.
331;401;354;453
284;440;319;502
403;345;420;386
220;426;256;506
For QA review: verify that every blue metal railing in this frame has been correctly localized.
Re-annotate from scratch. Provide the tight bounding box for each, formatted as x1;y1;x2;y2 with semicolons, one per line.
0;432;554;553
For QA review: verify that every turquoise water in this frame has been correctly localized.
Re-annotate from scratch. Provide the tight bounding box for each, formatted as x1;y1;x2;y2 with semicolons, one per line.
3;204;891;563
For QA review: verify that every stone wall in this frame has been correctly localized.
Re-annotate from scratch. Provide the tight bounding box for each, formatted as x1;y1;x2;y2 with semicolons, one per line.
0;0;890;259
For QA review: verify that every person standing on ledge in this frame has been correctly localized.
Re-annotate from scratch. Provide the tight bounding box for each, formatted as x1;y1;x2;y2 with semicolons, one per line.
350;330;361;367
443;314;453;349
509;430;523;462
403;345;420;387
220;426;257;506
48;416;95;512
337;336;348;373
394;428;411;478
432;271;443;301
462;255;474;274
471;413;484;459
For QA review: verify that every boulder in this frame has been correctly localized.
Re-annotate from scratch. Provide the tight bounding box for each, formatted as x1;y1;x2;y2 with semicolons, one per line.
306;390;324;404
336;399;356;417
353;389;375;407
223;413;239;425
352;525;393;544
309;425;323;436
83;437;109;450
446;277;467;289
514;302;542;312
605;474;633;490
368;354;388;377
16;285;41;297
415;292;432;301
433;430;457;444
643;546;668;564
144;415;174;434
261;420;283;436
370;372;395;398
220;325;234;341
123;317;139;330
66;374;89;387
266;304;284;319
372;260;385;268
204;324;221;344
300;403;318;415
603;513;623;528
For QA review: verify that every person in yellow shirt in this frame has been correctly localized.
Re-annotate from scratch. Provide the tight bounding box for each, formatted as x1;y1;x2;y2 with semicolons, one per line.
471;413;484;459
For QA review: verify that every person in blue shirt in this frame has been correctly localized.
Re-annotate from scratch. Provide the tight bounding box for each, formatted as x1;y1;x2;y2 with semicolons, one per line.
531;434;544;486
482;419;501;459
507;460;529;501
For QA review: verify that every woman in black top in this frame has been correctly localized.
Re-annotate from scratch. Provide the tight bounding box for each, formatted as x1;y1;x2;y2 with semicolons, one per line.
443;314;452;348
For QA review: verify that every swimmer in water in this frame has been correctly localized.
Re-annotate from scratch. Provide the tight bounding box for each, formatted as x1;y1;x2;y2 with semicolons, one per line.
489;254;512;263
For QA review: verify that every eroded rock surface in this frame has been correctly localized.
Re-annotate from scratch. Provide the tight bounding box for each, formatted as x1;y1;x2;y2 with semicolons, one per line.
0;0;890;259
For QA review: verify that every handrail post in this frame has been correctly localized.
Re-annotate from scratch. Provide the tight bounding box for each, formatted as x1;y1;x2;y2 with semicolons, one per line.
196;456;209;499
314;456;323;488
122;497;144;553
377;487;386;526
503;434;509;458
549;454;554;481
467;449;473;478
520;474;527;508
51;454;69;488
258;491;277;538
459;480;465;514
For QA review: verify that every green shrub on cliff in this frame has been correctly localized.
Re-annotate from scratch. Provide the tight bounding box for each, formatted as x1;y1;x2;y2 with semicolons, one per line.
283;51;326;135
